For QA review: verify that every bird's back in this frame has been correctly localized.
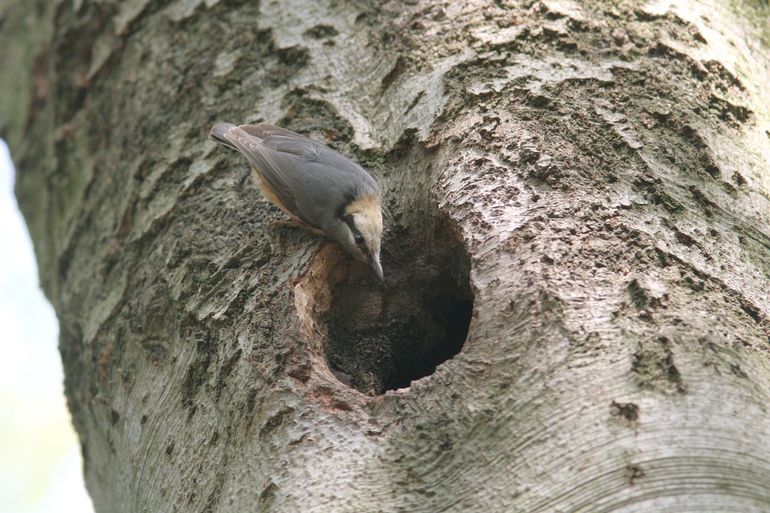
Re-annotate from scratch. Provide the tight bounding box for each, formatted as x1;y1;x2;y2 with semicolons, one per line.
211;123;379;232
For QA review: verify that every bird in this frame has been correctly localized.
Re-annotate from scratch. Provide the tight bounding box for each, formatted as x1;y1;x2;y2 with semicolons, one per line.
209;122;384;280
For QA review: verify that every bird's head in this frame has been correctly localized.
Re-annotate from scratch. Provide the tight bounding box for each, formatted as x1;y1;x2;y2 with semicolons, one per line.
332;194;384;280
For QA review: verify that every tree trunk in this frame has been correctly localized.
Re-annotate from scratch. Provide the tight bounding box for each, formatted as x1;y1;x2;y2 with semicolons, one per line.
2;0;770;511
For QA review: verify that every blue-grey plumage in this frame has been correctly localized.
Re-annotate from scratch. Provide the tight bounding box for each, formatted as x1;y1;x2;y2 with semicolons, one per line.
209;122;384;280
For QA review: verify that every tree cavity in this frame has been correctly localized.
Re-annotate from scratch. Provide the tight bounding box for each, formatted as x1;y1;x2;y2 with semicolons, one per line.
295;219;473;396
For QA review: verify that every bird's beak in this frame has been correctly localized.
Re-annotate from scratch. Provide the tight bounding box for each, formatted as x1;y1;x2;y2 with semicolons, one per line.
370;255;384;281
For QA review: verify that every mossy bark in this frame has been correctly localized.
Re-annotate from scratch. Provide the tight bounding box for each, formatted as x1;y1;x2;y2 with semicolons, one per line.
2;0;770;512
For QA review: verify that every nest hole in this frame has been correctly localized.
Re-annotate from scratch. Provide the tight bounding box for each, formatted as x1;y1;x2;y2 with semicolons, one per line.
323;222;473;395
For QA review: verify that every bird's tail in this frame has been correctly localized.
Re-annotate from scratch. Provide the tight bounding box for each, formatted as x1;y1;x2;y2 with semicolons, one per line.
209;122;238;149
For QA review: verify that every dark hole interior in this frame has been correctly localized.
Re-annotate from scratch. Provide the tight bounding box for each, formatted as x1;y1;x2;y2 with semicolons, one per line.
324;224;473;395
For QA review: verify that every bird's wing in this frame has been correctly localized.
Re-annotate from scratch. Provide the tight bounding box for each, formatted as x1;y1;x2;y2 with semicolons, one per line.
240;124;325;162
221;126;320;229
239;124;316;142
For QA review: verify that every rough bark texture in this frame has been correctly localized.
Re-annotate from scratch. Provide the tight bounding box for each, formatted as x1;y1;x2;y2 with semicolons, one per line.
2;0;770;511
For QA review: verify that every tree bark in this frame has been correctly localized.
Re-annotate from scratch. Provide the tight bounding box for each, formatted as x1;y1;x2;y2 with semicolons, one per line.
2;0;770;511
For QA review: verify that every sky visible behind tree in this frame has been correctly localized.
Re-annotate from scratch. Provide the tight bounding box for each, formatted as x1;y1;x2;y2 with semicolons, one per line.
0;140;93;513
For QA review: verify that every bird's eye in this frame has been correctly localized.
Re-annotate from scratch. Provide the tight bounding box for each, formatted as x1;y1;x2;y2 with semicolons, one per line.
354;233;365;245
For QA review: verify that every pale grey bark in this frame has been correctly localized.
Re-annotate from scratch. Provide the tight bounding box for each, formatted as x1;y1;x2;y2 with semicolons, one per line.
2;0;770;512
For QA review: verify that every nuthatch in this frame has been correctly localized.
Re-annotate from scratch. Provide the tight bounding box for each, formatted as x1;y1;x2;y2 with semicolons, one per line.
209;123;384;280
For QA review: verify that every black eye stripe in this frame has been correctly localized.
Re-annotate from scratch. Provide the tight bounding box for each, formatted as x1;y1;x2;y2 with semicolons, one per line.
336;193;357;220
341;213;355;230
341;214;366;247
